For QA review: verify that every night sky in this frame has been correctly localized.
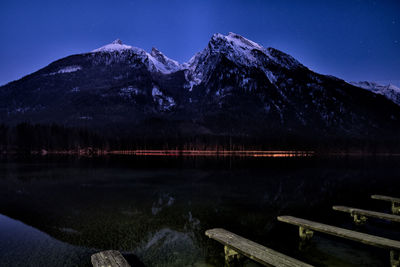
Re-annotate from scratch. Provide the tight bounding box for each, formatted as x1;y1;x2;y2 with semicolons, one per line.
0;0;399;86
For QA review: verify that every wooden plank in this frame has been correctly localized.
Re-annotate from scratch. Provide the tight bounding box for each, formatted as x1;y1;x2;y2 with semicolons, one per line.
205;228;313;267
333;206;400;223
371;195;400;203
277;216;400;251
91;250;130;267
372;195;400;214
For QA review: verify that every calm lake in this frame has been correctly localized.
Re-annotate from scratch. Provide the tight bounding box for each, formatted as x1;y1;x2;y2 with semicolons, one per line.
0;155;399;266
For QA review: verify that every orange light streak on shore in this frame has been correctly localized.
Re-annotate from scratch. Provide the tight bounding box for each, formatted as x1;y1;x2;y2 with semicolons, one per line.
106;150;314;157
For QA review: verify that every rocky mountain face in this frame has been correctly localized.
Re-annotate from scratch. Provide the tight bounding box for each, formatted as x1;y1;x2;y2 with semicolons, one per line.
1;33;400;143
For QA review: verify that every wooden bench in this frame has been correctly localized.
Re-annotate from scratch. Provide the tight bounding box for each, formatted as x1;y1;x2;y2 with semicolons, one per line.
372;195;400;215
333;206;400;224
91;250;130;267
277;216;400;266
205;228;313;267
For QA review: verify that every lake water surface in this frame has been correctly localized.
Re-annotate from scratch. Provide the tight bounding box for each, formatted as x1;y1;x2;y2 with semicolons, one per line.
0;155;399;266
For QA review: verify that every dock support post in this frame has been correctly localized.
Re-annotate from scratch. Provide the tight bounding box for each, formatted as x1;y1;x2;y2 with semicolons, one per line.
224;246;244;267
299;226;313;241
392;202;400;215
351;213;367;225
298;227;314;251
390;250;399;267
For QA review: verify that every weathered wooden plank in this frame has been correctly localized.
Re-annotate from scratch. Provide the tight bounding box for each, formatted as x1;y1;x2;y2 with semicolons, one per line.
91;250;130;267
205;228;313;267
372;195;400;214
277;216;400;251
333;206;400;223
371;195;400;203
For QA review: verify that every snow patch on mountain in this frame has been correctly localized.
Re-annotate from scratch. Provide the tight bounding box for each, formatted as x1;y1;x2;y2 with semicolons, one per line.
49;66;82;75
79;116;93;120
121;86;140;95
265;70;277;84
152;86;176;111
225;32;263;50
58;66;82;73
147;47;181;74
152;87;163;98
215;87;233;98
350;81;400;106
119;86;141;100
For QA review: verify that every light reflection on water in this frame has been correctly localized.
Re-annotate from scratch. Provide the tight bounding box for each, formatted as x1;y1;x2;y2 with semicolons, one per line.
0;156;399;266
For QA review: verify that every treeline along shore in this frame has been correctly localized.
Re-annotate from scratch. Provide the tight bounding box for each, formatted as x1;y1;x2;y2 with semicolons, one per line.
0;123;399;155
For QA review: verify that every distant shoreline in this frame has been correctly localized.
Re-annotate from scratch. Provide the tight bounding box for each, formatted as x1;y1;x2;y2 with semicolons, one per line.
3;149;400;157
2;149;315;157
4;147;400;158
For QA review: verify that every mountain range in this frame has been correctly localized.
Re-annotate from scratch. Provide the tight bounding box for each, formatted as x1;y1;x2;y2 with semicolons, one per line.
1;33;400;149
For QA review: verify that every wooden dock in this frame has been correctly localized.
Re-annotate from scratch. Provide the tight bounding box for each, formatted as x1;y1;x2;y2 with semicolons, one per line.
333;206;400;224
90;194;400;266
277;216;400;266
372;195;400;214
277;216;400;250
205;228;313;267
91;250;130;267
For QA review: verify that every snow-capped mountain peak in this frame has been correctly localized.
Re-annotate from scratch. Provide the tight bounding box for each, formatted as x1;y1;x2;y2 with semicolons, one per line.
112;39;123;45
92;39;133;53
187;32;304;71
206;32;267;63
184;33;269;87
183;32;304;90
91;40;181;74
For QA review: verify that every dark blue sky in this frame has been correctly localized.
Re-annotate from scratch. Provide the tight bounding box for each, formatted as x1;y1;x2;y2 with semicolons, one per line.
0;0;399;86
